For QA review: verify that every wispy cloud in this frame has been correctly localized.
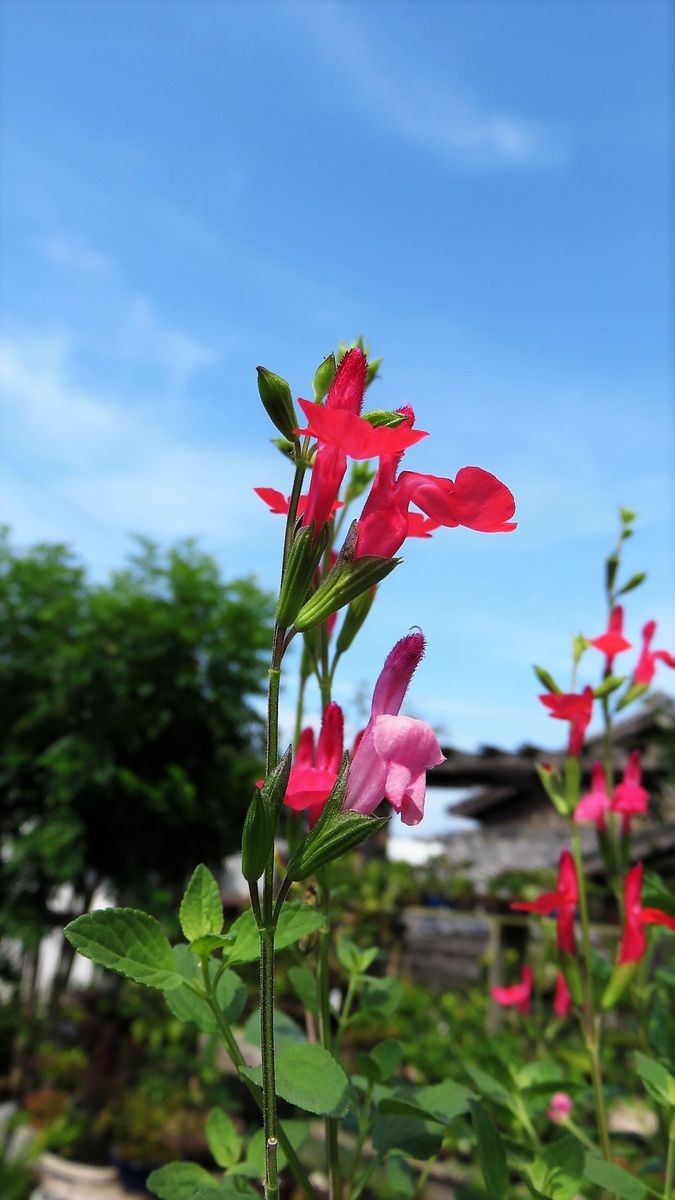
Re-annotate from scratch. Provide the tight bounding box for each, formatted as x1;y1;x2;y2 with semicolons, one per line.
0;330;274;567
293;0;559;168
42;235;115;276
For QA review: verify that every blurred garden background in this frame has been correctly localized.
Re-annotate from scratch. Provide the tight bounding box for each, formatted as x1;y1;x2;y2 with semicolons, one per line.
1;1;674;1197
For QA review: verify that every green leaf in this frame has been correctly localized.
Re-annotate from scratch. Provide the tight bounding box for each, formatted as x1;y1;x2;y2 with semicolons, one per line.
583;1153;645;1200
385;1154;416;1197
528;1135;584;1200
470;1100;509;1199
616;681;649;712
225;902;325;965
534;665;561;694
165;949;247;1031
64;907;183;990
606;554;620;593
241;1042;350;1116
193;1180;258;1200
242;1007;306;1048
188;934;233;956
593;675;625;699
465;1064;512;1109
634;1051;675;1107
288;965;319;1015
179;865;224;943
417;1079;473;1123
371;1112;441;1160
237;1120;309;1177
618;571;647;596
147;1161;214;1200
358;1038;403;1083
205;1108;242;1169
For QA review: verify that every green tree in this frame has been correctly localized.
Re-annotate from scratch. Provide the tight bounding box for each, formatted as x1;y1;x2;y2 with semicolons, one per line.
0;530;273;1003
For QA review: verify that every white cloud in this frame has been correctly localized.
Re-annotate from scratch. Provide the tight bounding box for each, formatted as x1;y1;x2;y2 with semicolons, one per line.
121;296;216;389
42;235;114;276
0;331;274;563
294;1;558;168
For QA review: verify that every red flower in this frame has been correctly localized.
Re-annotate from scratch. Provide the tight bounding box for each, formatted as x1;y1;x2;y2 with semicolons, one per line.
574;762;611;830
554;971;572;1018
590;605;631;671
254;487;342;519
284;703;344;826
491;965;533;1015
399;466;517;533
612;750;649;835
619;863;675;964
296;398;428;459
513;850;578;955
539;687;593;757
301;348;367;534
633;620;675;686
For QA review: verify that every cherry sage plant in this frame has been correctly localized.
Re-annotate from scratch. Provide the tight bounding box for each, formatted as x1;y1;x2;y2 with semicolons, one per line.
65;342;517;1200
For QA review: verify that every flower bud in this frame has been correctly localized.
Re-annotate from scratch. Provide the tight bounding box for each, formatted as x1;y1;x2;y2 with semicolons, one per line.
602;961;638;1009
312;354;336;402
534;665;562;694
335;587;377;657
276;524;329;629
241;747;292;883
286;756;387;880
257;367;299;442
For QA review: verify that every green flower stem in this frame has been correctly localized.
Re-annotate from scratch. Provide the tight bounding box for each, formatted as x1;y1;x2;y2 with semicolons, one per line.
564;1117;597;1153
569;819;612;1164
665;1117;675;1200
335;972;358;1055
350;1152;384;1200
317;877;340;1200
200;981;319;1200
346;1080;374;1198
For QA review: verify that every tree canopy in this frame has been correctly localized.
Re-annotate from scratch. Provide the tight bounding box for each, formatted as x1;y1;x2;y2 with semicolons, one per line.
0;530;274;958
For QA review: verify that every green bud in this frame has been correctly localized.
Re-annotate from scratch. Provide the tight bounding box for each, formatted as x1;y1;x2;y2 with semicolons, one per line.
241;747;292;883
620;528;634;540
602;961;638;1009
535;764;568;815
618;572;647;596
312;354;336;402
286;756;387;880
619;506;636;524
615;681;649;712
366;357;382;387
593;675;625;699
335;587;377;656
573;634;590;664
361;409;406;430
276;524;329;628
533;665;561;694
271;436;296;461
606;554;619;594
295;552;399;632
257;367;299;442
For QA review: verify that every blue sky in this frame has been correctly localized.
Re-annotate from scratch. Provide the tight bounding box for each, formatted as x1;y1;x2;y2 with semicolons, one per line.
1;0;673;835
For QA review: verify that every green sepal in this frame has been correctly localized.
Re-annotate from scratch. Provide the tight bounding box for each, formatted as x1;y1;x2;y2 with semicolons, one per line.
535;763;569;815
241;747;292;882
534;665;561;694
361;408;406;429
256;366;298;442
335;586;377;656
602;961;638;1009
276;524;329;628
618;572;646;596
286;755;388;879
312;354;336;402
593;675;625;699
615;681;649;712
606;554;619;594
271;436;295;460
295;522;399;632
